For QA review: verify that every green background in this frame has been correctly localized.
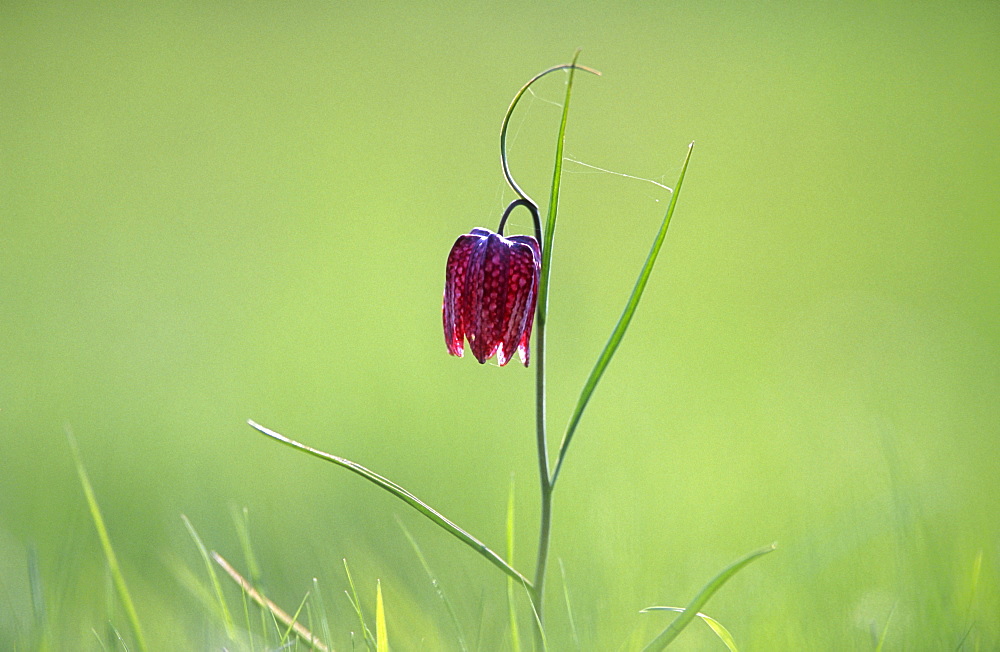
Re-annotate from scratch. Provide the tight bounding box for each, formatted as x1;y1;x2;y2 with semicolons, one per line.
2;2;997;648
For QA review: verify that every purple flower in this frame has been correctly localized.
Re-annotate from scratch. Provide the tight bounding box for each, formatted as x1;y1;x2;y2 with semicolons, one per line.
443;227;541;366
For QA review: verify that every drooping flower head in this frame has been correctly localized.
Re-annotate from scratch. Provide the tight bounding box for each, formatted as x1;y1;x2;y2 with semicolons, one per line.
442;61;570;367
444;225;540;366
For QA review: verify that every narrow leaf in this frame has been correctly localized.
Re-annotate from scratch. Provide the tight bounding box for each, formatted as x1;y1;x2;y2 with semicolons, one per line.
874;604;895;652
343;558;376;650
279;591;313;648
229;506;266;644
559;558;580;650
232;506;263;585
248;420;532;588
182;514;237;640
312;578;335;652
642;543;775;651
525;584;548;652
552;142;694;485
505;475;521;652
537;49;599;327
398;519;469;651
67;428;149;652
376;581;388;652
641;607;738;651
27;545;46;632
212;551;329;651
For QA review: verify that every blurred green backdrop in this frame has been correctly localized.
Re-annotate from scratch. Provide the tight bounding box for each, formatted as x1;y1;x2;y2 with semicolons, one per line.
2;1;997;649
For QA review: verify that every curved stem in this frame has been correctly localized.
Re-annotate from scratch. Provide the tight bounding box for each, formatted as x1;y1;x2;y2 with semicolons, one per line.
499;61;600;248
496;198;541;245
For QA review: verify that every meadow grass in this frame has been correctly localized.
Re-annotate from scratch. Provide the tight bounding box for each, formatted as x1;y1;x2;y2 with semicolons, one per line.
10;61;758;652
3;51;996;651
5;431;995;650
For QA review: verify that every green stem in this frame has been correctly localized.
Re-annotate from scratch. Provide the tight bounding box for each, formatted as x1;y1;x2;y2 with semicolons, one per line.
499;53;598;647
532;312;553;628
531;51;591;646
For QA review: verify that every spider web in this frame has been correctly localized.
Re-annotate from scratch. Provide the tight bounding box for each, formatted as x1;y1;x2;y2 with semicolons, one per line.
482;82;675;235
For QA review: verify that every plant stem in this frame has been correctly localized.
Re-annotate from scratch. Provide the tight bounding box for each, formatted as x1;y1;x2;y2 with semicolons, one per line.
500;53;597;647
532;310;552;632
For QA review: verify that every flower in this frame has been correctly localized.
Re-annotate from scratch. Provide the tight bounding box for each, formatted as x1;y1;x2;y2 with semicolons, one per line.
443;227;540;366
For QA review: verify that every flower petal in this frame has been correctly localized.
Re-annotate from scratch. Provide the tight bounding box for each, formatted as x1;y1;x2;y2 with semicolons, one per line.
508;236;540;366
443;234;478;357
444;228;540;367
467;233;511;364
498;239;538;366
460;235;486;362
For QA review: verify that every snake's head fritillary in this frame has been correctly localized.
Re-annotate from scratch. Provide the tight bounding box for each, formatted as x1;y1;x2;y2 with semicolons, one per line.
443;227;540;366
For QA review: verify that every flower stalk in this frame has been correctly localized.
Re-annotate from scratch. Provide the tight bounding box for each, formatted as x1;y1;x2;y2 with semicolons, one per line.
245;57;765;652
527;53;589;629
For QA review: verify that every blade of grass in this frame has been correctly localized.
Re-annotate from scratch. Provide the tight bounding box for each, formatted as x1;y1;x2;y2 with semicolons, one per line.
89;627;109;651
231;506;266;646
312;578;335;652
559;558;580;650
241;574;255;652
344;558;376;650
212;551;330;652
524;578;548;652
375;581;388;652
506;475;521;652
232;507;263;584
551;142;694;486
248;420;532;588
397;519;469;651
28;545;45;630
66;428;149;652
474;588;488;652
874;603;895;652
168;552;226;615
181;514;237;640
279;591;313;649
26;544;54;649
640;607;738;652
107;621;127;651
641;543;776;652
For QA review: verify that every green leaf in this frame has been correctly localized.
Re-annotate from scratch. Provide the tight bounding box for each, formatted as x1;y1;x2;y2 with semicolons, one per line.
642;543;776;651
497;51;600;326
559;558;581;649
230;506;267;643
552;142;695;485
67;428;149;652
398;519;469;651
538;49;591;328
343;558;376;650
505;475;521;652
182;514;237;641
278;591;312;648
641;607;738;651
874;604;895;652
311;578;335;652
249;420;533;588
376;580;389;652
